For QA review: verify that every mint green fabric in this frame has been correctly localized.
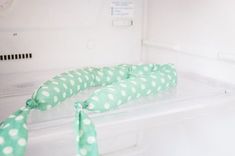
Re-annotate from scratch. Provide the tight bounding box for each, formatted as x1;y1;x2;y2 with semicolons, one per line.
130;64;155;76
94;65;129;86
74;64;177;156
0;64;177;156
75;102;99;156
85;65;176;113
32;67;97;111
0;107;29;156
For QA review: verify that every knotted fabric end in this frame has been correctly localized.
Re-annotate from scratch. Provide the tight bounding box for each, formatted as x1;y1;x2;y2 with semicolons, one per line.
74;101;88;111
26;99;39;109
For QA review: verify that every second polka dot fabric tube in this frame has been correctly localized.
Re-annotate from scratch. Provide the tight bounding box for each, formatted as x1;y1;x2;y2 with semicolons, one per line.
84;64;177;113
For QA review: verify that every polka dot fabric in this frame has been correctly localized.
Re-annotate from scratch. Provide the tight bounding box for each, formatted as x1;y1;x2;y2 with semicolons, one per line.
94;65;129;86
74;64;177;156
32;67;98;111
75;102;99;156
84;64;177;113
129;64;155;76
0;64;177;156
0;107;29;156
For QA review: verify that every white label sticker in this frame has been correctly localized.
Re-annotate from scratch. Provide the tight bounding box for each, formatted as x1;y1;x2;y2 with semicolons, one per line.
111;0;134;18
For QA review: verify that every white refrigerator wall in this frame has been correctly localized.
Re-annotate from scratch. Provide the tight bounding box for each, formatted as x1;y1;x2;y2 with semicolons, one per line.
0;0;143;74
1;0;235;84
144;0;235;84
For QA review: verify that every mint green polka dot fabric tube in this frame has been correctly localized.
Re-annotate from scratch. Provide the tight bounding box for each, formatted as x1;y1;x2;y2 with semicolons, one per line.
0;64;177;156
75;102;98;156
83;64;177;113
129;64;155;76
31;67;98;111
0;107;30;156
94;64;129;86
75;64;177;156
0;65;130;156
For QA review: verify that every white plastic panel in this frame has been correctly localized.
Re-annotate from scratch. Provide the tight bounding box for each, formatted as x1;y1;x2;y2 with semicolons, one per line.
0;0;143;74
145;0;235;84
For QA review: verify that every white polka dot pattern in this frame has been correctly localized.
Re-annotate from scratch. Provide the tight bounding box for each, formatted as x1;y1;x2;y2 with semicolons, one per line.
18;138;26;146
9;129;18;137
84;64;177;113
0;106;30;156
3;146;13;154
87;136;96;144
0;64;177;156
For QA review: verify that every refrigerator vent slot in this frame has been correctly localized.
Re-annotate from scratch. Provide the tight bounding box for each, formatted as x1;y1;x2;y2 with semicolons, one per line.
0;53;32;61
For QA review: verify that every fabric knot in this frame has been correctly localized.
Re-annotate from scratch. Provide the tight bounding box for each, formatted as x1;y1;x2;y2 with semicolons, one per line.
26;99;39;109
74;101;88;111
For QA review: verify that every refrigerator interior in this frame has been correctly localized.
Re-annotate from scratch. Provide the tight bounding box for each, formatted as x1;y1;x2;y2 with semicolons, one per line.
1;0;235;156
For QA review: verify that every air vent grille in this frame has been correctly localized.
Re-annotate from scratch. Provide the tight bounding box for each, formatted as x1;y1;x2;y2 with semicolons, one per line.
0;53;32;61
